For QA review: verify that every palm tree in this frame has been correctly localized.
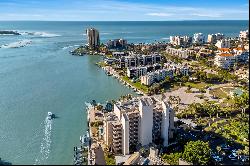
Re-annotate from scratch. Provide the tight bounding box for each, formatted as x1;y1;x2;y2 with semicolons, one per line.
216;146;222;155
236;149;243;160
168;95;175;104
176;96;181;105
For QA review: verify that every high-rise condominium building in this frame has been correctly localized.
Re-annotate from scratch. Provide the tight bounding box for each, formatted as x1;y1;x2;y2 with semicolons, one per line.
193;33;205;44
86;28;100;49
103;97;175;155
207;33;225;44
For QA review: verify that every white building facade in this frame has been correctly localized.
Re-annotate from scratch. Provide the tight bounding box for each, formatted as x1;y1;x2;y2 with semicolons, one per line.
103;97;174;155
215;39;231;48
193;33;205;44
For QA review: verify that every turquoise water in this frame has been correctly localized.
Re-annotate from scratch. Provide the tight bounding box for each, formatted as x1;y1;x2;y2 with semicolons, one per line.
0;21;248;165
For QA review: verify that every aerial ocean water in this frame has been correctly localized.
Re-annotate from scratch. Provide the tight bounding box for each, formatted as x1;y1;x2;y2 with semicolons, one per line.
0;21;248;164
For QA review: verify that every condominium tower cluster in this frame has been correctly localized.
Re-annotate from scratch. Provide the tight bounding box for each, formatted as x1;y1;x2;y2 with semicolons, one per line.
107;39;128;49
103;97;175;155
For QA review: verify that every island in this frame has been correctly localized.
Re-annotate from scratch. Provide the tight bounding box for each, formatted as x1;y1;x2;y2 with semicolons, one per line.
0;30;21;35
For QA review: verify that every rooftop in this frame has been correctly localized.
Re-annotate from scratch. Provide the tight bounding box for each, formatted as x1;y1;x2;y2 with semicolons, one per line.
140;98;152;106
219;53;234;57
218;48;231;52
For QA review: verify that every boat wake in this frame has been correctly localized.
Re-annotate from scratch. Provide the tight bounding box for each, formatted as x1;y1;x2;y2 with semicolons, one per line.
34;117;53;165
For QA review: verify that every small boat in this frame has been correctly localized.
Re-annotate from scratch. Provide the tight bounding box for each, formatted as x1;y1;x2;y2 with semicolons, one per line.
80;130;90;146
47;112;55;120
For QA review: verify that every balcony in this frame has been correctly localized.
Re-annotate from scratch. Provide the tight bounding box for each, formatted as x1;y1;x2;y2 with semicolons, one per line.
113;131;122;135
113;135;122;140
113;140;121;144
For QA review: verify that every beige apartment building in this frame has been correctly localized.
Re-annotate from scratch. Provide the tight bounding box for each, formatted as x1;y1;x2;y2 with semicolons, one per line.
103;97;175;155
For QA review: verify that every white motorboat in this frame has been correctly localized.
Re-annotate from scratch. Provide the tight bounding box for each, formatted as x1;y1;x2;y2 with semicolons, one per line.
47;112;55;120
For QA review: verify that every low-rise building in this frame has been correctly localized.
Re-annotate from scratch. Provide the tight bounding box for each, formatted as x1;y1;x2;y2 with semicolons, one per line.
118;53;162;68
141;69;174;86
147;147;166;165
112;51;127;58
214;53;236;69
215;47;249;69
127;66;147;78
107;39;127;49
166;47;195;59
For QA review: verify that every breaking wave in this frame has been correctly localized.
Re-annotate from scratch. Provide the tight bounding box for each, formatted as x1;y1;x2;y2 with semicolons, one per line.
62;44;80;50
1;30;62;38
20;31;61;38
161;37;170;40
84;102;93;110
0;40;32;48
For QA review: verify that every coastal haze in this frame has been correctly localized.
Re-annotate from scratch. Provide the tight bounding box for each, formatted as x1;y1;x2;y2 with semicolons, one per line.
0;21;248;165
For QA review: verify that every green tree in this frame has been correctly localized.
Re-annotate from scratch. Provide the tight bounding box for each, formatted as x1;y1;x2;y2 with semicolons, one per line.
182;140;211;165
216;146;222;155
181;75;189;83
162;153;182;165
96;104;103;111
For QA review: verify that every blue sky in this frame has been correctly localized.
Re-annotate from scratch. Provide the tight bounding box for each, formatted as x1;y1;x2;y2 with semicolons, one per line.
0;0;249;21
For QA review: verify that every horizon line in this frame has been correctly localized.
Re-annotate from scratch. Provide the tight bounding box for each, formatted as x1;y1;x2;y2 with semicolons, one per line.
0;19;248;22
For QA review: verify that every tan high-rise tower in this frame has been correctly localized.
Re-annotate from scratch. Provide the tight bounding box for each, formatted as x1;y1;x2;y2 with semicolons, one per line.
86;28;100;49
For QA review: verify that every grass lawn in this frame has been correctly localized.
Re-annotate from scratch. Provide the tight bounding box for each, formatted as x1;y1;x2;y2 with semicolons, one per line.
122;76;148;93
222;87;236;94
219;98;235;107
209;88;228;99
96;61;108;67
194;94;206;99
184;82;211;90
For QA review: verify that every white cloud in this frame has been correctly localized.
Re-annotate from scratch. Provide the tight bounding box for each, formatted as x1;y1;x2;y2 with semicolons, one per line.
146;13;173;17
0;0;248;20
191;13;222;18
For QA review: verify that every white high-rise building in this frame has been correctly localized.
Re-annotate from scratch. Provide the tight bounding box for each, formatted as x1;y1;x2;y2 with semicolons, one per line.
215;39;231;48
207;33;225;44
207;34;216;44
139;98;153;146
103;97;174;155
86;28;100;49
193;33;205;44
169;35;192;46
